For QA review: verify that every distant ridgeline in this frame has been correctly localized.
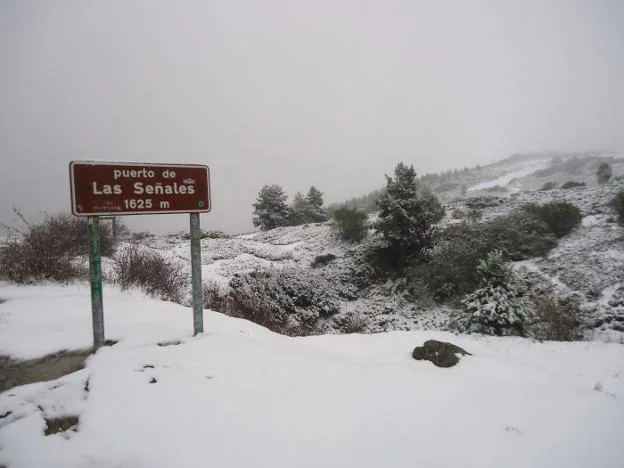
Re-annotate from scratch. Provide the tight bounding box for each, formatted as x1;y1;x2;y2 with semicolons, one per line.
329;151;624;210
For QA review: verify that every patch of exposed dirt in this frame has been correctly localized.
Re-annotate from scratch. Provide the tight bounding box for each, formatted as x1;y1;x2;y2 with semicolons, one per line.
0;351;89;393
0;341;117;393
157;340;182;347
44;415;79;436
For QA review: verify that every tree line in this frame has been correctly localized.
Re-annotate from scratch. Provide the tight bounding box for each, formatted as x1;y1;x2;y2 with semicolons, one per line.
252;185;328;230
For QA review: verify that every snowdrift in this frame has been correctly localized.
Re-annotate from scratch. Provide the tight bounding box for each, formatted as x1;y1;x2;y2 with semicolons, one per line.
1;284;623;468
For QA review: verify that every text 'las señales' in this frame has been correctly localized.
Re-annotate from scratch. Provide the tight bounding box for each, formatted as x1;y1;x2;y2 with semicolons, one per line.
69;161;211;216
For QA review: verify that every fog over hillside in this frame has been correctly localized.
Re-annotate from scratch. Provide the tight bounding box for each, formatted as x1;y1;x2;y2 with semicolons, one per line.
1;1;623;233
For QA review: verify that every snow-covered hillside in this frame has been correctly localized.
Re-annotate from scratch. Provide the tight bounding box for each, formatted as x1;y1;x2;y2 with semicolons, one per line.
142;223;450;334
3;153;624;467
426;151;624;201
116;176;624;341
0;284;623;468
467;158;552;193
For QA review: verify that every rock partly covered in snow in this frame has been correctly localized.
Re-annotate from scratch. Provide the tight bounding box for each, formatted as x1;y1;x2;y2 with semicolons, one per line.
412;339;472;367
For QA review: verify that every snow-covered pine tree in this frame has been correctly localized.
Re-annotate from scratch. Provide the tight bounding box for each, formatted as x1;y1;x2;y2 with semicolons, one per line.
460;250;529;336
376;162;444;262
252;185;291;230
306;186;328;223
290;192;313;225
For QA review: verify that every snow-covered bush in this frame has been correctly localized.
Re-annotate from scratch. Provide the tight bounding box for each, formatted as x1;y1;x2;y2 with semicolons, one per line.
182;230;230;240
540;181;557;191
113;245;187;303
524;202;582;238
464;196;506;209
487;210;557;260
329;239;383;296
530;294;584;341
311;253;337;268
413;223;492;302
467;208;483;222
0;212;117;284
597;162;613;184
609;190;624;225
331;206;368;242
339;313;368;334
561;181;586;189
376;162;444;263
414;212;556;302
459;251;529;336
228;268;339;335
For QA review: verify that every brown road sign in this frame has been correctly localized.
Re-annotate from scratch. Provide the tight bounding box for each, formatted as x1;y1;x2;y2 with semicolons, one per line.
70;161;211;216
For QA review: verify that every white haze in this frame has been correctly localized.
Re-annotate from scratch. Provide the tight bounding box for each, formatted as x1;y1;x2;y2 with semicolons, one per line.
0;0;623;234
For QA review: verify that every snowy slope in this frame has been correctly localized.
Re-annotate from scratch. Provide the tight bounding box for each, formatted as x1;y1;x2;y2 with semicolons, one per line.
467;159;552;192
110;177;624;339
1;283;624;468
0;282;275;360
429;152;624;200
151;225;448;334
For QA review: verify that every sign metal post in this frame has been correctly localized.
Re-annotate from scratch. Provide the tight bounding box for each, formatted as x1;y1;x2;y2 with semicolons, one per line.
190;213;203;335
70;161;211;348
88;216;105;349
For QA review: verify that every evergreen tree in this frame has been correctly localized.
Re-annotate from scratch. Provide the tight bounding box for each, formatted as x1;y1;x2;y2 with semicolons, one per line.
306;186;328;223
460;250;528;336
290;192;312;225
252;185;291;231
597;162;613;184
376;162;444;262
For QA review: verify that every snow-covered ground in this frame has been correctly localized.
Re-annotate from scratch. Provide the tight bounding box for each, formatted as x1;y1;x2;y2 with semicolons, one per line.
1;283;624;468
432;152;624;200
468;159;552;192
110;178;624;339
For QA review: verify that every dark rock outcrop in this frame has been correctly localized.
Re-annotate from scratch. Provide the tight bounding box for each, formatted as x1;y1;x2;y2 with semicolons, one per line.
412;340;472;368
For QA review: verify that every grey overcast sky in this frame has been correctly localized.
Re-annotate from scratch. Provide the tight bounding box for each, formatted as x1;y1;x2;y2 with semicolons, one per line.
1;0;623;234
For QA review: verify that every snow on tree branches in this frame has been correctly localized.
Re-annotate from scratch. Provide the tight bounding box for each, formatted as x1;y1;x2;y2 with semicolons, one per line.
376;162;444;262
460;250;529;336
252;185;291;231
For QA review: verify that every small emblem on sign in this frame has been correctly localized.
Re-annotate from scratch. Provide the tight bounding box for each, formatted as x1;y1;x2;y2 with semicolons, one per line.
197;201;205;208
183;178;196;185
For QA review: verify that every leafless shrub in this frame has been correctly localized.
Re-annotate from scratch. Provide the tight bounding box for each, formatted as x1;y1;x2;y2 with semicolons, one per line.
113;245;187;303
0;236;84;283
202;281;297;335
341;314;368;334
202;280;232;314
130;231;155;242
202;270;335;336
0;210;117;283
225;285;283;332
